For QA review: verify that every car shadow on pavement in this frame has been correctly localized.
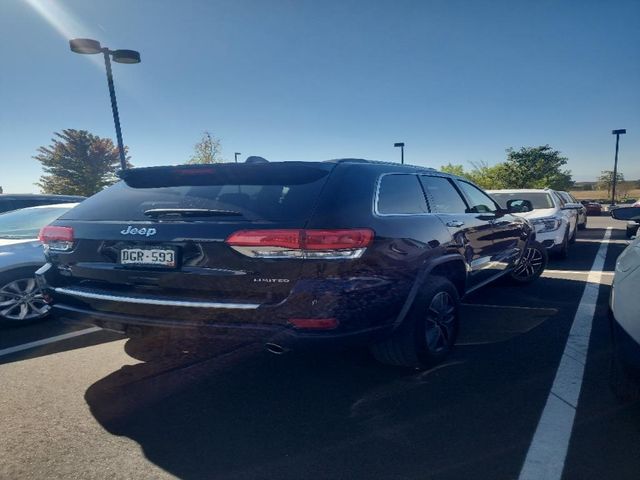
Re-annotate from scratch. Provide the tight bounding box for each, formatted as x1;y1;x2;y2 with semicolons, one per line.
82;273;604;480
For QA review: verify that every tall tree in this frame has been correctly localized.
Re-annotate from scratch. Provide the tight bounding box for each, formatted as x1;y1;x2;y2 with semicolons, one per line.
34;129;130;196
597;170;625;197
189;131;223;164
501;145;573;190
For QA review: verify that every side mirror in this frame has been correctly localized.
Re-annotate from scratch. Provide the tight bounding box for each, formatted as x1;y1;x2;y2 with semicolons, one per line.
506;199;533;213
562;202;583;210
611;206;640;221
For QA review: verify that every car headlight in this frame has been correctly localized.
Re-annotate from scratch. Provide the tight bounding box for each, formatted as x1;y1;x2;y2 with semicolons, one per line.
531;217;562;233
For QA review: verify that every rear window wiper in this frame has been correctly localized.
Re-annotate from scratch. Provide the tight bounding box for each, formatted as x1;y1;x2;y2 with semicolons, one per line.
143;208;244;218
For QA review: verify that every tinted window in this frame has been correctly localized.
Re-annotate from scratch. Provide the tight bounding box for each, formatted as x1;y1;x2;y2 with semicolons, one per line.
0;206;73;239
376;174;428;215
457;181;498;213
419;176;467;213
62;164;332;222
490;192;555;209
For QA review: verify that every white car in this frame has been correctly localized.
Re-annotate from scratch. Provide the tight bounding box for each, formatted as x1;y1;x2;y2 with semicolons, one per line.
0;203;79;323
488;189;581;259
557;190;587;230
609;205;640;399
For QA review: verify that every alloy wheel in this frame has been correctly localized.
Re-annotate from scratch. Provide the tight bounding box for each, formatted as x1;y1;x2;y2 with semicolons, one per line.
513;247;545;280
0;278;50;321
424;291;456;354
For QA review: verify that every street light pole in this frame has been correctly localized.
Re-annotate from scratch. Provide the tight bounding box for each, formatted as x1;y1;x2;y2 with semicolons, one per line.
611;129;626;205
394;142;405;164
69;38;141;171
102;50;127;170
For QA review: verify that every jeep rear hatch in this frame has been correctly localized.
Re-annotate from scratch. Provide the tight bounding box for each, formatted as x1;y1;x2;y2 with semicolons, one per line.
45;162;337;318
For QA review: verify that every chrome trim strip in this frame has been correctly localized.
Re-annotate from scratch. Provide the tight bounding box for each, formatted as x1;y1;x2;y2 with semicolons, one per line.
54;287;260;310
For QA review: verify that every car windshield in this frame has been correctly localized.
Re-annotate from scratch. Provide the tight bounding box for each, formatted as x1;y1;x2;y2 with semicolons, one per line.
490;192;555;210
0;206;72;239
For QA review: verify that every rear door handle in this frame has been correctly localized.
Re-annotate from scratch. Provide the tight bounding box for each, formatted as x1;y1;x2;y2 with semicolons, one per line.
446;220;465;228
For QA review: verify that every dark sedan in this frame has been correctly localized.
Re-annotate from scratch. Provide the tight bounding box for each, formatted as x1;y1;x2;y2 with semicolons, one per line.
580;200;602;216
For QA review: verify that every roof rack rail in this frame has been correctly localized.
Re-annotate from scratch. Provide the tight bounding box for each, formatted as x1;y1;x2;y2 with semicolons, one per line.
326;158;436;170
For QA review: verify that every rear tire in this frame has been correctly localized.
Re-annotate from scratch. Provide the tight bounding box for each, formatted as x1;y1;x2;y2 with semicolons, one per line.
578;218;587;230
370;276;460;369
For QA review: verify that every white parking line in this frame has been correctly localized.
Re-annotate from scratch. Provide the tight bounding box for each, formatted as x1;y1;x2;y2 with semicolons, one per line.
542;269;614;276
518;227;612;480
0;327;102;358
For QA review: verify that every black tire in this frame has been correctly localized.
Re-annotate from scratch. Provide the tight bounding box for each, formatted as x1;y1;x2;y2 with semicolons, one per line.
0;267;50;326
609;314;640;402
370;276;460;369
509;241;548;284
554;228;570;260
578;218;587;230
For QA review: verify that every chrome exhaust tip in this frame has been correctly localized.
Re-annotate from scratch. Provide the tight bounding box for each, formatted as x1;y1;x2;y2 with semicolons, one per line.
265;343;289;355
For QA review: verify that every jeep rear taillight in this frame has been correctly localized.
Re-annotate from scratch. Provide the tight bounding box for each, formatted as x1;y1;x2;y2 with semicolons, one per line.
225;228;374;259
38;226;74;252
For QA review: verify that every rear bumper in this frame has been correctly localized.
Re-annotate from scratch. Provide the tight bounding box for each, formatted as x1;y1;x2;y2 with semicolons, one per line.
51;303;392;350
37;263;401;350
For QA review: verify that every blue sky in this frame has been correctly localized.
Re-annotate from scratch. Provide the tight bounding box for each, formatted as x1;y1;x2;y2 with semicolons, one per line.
1;0;638;193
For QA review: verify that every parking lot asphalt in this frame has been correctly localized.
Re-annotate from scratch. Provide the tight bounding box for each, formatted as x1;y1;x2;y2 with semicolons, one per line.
0;215;638;480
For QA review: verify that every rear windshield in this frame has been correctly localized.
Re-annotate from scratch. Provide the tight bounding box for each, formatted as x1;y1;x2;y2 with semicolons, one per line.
61;163;334;222
490;192;555;210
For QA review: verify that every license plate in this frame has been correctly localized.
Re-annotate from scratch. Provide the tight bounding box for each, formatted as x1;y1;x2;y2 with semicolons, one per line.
120;248;176;267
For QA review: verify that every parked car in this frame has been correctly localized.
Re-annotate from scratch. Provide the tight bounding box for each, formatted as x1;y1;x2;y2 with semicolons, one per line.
0;194;85;214
0;203;79;323
580;200;603;216
488;188;581;259
558;191;587;230
609;206;640;400
36;160;545;368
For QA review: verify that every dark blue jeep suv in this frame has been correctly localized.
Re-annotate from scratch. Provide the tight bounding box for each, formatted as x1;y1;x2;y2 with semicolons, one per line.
37;159;543;367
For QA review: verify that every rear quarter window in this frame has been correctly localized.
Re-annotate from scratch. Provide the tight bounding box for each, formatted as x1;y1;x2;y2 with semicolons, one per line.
376;174;428;215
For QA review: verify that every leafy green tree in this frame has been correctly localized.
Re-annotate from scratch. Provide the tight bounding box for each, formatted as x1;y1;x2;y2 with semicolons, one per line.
501;145;573;190
440;163;470;178
467;161;509;189
34;129;129;196
189;131;223;164
440;162;508;189
597;170;625;198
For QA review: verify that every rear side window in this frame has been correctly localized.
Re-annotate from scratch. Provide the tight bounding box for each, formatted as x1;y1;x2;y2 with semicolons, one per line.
61;163;333;222
376;174;428;215
419;176;467;213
